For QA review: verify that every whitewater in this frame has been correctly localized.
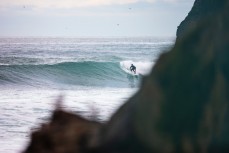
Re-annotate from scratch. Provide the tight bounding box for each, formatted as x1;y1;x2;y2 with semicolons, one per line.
0;37;173;152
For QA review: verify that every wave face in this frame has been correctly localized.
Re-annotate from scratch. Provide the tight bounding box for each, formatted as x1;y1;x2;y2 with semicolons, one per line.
0;61;152;88
0;37;173;88
0;62;120;87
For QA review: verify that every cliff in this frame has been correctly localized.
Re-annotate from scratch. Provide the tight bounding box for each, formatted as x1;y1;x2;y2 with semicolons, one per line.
176;0;227;39
23;0;229;153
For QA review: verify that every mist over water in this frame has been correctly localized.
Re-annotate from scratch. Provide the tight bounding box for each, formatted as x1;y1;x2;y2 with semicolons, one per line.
0;37;173;152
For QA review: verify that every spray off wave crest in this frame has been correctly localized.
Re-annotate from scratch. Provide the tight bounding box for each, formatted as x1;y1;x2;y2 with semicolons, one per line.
0;61;153;88
120;60;154;75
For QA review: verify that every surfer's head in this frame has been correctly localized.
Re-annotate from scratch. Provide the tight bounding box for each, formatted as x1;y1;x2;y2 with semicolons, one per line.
131;64;133;66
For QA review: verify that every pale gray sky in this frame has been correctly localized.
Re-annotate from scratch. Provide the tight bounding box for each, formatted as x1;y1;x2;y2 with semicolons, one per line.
0;0;195;37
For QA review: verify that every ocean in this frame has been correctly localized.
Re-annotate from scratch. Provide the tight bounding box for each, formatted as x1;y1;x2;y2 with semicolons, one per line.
0;37;173;153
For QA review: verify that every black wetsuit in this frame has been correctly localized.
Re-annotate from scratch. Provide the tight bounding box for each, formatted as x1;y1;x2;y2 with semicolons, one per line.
130;65;136;73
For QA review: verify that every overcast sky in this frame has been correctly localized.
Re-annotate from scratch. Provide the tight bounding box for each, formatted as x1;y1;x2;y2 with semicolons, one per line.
0;0;195;37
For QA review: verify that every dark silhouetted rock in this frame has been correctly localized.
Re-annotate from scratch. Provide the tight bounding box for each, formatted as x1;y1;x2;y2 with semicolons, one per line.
95;1;229;153
177;0;227;39
23;0;229;153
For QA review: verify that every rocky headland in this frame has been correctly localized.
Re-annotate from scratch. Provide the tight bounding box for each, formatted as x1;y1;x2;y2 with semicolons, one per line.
176;0;227;39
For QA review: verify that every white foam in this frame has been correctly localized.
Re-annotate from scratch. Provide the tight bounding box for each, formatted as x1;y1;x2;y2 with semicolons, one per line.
120;60;154;75
0;63;10;66
0;87;137;153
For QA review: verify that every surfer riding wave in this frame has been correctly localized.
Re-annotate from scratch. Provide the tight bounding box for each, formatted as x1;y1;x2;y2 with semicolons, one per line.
130;64;136;74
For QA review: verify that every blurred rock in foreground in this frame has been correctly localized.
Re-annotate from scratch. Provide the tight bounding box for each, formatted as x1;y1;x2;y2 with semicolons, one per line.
23;0;229;153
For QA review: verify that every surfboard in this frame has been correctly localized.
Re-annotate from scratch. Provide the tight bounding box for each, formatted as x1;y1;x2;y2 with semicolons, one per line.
131;71;138;76
128;69;140;76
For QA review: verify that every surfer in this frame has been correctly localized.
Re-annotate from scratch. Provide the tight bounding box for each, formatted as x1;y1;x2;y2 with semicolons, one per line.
130;64;136;74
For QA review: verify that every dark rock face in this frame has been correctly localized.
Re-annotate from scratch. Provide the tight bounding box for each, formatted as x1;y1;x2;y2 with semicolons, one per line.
98;3;229;151
23;0;229;153
176;0;227;39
